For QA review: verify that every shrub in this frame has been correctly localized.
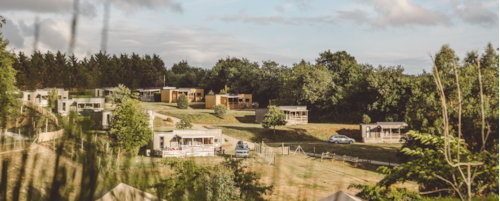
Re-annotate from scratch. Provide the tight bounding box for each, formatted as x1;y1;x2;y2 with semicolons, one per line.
208;90;215;95
362;114;371;124
213;104;227;119
176;115;192;129
177;94;188;109
166;117;173;122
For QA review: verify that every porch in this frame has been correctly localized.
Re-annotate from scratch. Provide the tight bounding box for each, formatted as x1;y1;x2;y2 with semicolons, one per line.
154;135;215;158
283;109;308;125
139;89;160;102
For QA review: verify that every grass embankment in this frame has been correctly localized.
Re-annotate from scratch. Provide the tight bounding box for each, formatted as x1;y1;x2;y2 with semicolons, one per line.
158;110;256;124
268;142;403;163
205;123;359;142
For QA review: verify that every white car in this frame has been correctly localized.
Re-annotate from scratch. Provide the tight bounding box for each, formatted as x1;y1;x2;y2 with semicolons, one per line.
328;135;355;144
235;140;250;157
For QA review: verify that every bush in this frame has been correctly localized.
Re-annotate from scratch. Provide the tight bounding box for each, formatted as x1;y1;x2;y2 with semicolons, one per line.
362;114;371;124
105;95;112;103
166;117;173;122
176;115;192;129
214;104;227;119
177;94;188;109
348;184;421;201
153;91;161;95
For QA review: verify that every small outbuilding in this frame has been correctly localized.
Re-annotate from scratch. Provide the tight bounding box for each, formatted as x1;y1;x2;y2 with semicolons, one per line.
359;122;408;143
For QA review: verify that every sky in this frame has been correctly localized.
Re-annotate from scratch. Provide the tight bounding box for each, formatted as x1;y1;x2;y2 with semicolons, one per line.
1;0;498;74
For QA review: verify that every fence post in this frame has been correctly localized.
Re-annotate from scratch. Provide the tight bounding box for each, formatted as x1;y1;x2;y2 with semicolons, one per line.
45;118;48;133
332;153;336;162
282;142;284;155
343;155;346;164
321;152;324;162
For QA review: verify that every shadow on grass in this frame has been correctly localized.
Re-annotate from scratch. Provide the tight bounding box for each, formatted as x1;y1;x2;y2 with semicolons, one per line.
337;128;362;142
234;115;256;124
188;103;205;110
219;126;322;143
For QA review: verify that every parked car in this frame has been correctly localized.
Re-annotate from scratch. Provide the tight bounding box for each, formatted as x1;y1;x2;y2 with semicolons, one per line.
328;135;355;144
78;109;94;116
235;140;250;157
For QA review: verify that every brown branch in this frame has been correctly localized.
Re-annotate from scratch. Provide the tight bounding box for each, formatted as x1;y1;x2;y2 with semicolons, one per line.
452;59;462;162
420;188;454;195
477;59;485;155
433;173;465;201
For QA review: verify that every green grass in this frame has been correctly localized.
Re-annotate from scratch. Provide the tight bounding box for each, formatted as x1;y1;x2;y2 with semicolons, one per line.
140;102;206;111
205;123;359;142
158;110;256;124
420;195;499;201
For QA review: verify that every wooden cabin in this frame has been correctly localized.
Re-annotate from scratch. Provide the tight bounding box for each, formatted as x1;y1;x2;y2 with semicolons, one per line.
359;122;408;143
205;94;254;110
148;129;224;158
161;87;204;103
255;106;308;125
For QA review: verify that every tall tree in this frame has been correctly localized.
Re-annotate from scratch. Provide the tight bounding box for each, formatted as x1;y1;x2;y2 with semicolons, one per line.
261;105;287;134
109;99;152;169
0;17;21;133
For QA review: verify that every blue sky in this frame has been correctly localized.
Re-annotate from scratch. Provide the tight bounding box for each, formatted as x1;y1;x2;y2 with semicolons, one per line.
1;0;498;74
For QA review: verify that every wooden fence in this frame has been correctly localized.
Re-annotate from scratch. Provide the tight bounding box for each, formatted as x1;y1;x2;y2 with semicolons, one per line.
320;152;359;167
21;99;59;126
254;142;290;165
38;129;65;142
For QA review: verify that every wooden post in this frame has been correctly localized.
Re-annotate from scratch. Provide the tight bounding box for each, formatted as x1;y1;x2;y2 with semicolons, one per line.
332;153;335;162
321;152;324;162
314;146;315;154
282;142;284;155
343;155;346;164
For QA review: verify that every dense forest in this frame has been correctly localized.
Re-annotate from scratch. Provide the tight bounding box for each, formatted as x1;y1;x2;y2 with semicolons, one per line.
11;43;499;151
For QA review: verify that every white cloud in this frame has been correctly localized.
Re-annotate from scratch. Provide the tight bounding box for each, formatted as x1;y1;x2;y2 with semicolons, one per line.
0;0;183;17
110;0;183;13
2;19;25;48
451;0;498;27
0;0;97;18
339;0;452;29
213;13;336;26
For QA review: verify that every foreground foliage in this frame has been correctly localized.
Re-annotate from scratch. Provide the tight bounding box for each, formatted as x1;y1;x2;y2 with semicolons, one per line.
153;158;272;201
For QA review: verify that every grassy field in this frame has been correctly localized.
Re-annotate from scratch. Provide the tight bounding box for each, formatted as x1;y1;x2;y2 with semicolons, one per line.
140;102;206;111
205;123;359;142
153;116;175;132
267;142;403;163
158;110;256;124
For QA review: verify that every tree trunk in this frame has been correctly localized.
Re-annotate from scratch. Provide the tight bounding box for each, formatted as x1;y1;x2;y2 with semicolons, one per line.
273;126;276;134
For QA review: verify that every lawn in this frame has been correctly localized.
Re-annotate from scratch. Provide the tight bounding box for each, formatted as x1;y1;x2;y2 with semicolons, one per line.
158;109;256;124
267;141;403;163
140;102;206;111
205;123;359;142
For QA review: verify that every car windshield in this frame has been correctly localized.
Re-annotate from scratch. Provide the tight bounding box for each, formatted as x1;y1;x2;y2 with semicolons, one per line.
236;144;248;149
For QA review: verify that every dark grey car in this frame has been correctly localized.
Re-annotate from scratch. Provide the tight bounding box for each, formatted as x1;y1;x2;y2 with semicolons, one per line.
328;135;355;144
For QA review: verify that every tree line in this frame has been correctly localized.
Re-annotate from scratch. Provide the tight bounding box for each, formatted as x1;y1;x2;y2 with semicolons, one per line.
11;44;499;150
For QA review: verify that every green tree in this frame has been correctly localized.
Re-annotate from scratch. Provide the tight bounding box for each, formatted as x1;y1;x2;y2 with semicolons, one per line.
176;115;193;129
111;84;131;105
0;17;21;133
47;88;59;109
177;94;188;109
362;114;371;124
213;104;226;119
261;105;287;134
109;99;152;169
219;85;230;94
208;90;215;95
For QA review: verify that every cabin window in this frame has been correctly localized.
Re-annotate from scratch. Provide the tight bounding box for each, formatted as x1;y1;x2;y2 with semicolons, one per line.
302;112;306;115
78;104;84;108
160;137;164;149
27;95;31;101
214;139;219;143
63;103;66;111
94;103;100;108
86;103;92;108
366;127;371;138
245;99;250;102
107;114;111;124
197;93;201;96
239;99;243;102
97;91;100;97
58;95;61;99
